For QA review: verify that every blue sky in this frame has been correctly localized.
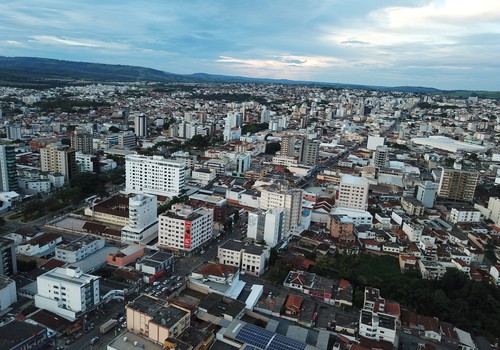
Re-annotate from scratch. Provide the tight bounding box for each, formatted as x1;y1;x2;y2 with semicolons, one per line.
1;0;500;90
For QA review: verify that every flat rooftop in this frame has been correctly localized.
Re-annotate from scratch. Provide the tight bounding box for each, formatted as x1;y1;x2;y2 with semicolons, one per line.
127;294;188;329
108;331;163;350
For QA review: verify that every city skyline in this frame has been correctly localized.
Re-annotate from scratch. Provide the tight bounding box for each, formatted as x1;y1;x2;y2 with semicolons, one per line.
1;0;500;91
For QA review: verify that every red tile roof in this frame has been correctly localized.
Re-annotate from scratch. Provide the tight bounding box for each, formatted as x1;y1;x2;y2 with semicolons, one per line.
285;295;303;312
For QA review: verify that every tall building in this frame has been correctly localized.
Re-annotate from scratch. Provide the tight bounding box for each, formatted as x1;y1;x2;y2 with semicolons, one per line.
40;143;77;183
260;183;302;236
35;266;100;321
5;124;22;141
121;194;158;244
125;155;185;197
337;175;369;210
223;111;243;141
280;135;296;157
235;153;251;176
416;181;438;208
247;208;284;247
261;108;270;123
438;167;479;202
372;145;389;169
158;204;213;253
0;238;17;276
118;130;136;149
134;114;148;138
0;144;18;192
71;129;93;154
298;139;320;166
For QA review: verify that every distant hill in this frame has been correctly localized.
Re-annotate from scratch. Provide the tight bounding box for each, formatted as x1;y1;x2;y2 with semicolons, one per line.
0;56;496;97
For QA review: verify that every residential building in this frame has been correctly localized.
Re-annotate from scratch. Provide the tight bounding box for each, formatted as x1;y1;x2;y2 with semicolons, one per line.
5;123;22;140
280;135;296;157
359;309;397;344
235;153;251;176
0;237;17;276
125;154;185;197
75;151;99;172
158;204;213;253
331;207;373;227
298;139;320;166
71;128;93;154
35;266;100;321
283;270;335;304
118;130;136;149
438;167;479;202
247;208;284;247
55;236;105;263
0;275;17;313
0;144;18;192
18;178;51;193
327;214;355;244
121;194;158;244
449;207;481;224
134;114;148;138
402;221;424;242
401;196;425;216
260;183;302;236
218;240;270;277
17;232;62;257
40;143;77;182
372;145;390;169
416;181;438;208
126;295;190;343
337;175;369;210
367;135;385;151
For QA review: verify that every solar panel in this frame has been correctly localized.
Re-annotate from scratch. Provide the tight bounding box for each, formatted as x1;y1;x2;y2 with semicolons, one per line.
268;334;307;350
235;324;274;349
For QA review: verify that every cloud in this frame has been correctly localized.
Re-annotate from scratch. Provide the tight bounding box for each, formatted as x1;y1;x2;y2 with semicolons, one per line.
30;35;130;51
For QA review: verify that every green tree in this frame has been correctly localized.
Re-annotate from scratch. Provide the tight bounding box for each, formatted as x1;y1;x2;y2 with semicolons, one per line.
265;142;281;154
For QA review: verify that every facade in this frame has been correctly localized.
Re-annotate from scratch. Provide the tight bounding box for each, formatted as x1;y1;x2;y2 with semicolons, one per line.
359;309;397;344
134;114;148;138
35;266;100;321
416;181;438;208
121;194;158;244
0;275;17;313
6;123;22;140
158;204;213;253
71;129;93;154
327;214;355;244
118;130;136;149
40;143;77;182
438;168;479;202
125;154;185;197
260;183;302;236
0;144;18;192
247;208;284;247
337;175;369;210
0;237;17;276
55;236;105;263
18;178;51;193
402;221;424;242
280;135;296;157
449;207;481;224
235;153;251;176
217;240;270;277
298;139;320;166
401;196;425;216
372;145;390;169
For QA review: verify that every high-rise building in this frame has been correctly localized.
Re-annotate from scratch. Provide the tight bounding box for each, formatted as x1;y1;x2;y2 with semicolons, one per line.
134;114;148;138
247;208;284;247
118;131;136;149
298;139;320;166
261;108;270;123
125;155;185;197
372;145;389;169
158;204;213;253
0;145;18;192
40;143;77;183
235;153;251;176
336;175;369;210
223;112;243;141
0;238;17;276
260;183;302;236
415;181;438;208
121;194;158;244
5;124;22;141
280;135;296;157
35;266;100;321
438;167;479;202
71;129;93;154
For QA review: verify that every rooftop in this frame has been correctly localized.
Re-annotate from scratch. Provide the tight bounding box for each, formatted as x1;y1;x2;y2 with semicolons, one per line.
127;294;189;329
0;320;46;349
108;331;163;350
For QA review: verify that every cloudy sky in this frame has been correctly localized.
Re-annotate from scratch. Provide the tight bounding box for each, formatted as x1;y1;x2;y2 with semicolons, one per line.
1;0;500;90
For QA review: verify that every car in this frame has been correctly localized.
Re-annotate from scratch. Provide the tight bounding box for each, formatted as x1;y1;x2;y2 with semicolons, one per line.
90;336;99;345
403;330;412;335
153;281;160;286
176;276;182;281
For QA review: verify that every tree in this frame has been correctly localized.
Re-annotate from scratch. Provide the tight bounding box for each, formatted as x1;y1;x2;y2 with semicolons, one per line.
265;142;280;154
108;126;120;133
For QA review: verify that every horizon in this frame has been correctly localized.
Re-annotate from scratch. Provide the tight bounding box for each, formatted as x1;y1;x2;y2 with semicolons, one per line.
1;1;500;91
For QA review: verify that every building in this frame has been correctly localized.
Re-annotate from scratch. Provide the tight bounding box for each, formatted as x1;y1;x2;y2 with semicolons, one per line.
449;207;481;224
0;275;17;313
134;114;148;138
55;236;105;263
331;208;373;227
121;194;158;244
247;208;284;247
118;130;136;149
367;135;385;151
280;135;296;157
372;145;389;169
218;240;270;277
35;266;100;321
0;144;18;192
126;294;190;343
260;183;302;236
359;309;397;344
0;320;49;350
235;153;251;176
223;112;243;141
158;204;213;253
189;263;244;298
438;167;479;202
327;214;355;244
71;129;93;154
106;244;145;267
402;221;424;242
0;238;17;276
5;123;22;140
135;251;174;282
416;181;438;208
401;196;425;216
40;143;77;182
125;154;185;197
337;175;369;210
298;139;320;166
17;232;62;257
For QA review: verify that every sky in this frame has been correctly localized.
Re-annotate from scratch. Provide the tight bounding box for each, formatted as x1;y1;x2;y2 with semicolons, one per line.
1;0;500;90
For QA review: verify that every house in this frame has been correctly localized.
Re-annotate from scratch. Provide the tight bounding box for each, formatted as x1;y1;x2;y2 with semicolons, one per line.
335;279;353;307
283;270;335;304
17;232;62;257
284;295;303;316
418;315;441;341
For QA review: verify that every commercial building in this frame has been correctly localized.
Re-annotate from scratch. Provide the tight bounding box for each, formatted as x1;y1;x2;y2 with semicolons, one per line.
55;236;105;263
260;183;302;236
40;143;77;183
336;175;369;210
158;204;213;253
35;266;100;321
247;208;284;247
135;251;174;282
121;194;158;244
438;167;479;202
0;320;49;350
327;214;355;244
359;309;397;344
125;154;185;197
118;130;136;149
331;208;373;227
0;144;18;192
218;240;270;277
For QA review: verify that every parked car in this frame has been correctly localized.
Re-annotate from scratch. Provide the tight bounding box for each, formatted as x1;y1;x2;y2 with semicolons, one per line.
90;336;99;345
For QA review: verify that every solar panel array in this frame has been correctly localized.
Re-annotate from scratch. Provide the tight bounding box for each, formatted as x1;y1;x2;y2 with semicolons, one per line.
235;323;307;350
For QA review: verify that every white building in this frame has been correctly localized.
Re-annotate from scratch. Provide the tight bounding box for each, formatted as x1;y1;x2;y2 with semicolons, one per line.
449;207;481;224
55;236;105;263
18;178;51;193
158;204;213;253
218;240;270;277
191;168;216;185
125;154;185;197
75;151;95;172
121;194;158;244
0;275;17;313
35;266;100;321
331;208;373;227
359;309;397;344
336;175;369;210
260;183;302;237
416;181;438;208
402;221;424;242
366;135;385;151
235;153;251;176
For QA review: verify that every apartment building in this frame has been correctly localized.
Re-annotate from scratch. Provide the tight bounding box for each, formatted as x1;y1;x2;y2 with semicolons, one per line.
247;208;284;247
0;144;18;192
40;143;77;183
158;204;213;253
260;183;302;236
121;194;158;244
416;181;438;208
0;237;17;276
71;129;93;154
402;221;424;242
449;207;481;224
125;154;185;197
298;139;320;166
218;240;270;277
438;167;479;202
55;236;105;263
359;309;397;344
336;175;369;210
280;135;296;157
35;266;100;321
372;145;389;169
